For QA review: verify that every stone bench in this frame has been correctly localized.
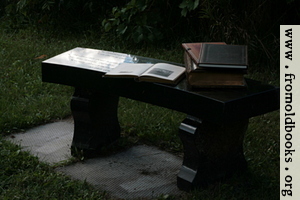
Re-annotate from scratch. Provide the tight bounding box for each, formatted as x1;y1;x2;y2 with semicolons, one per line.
42;48;279;191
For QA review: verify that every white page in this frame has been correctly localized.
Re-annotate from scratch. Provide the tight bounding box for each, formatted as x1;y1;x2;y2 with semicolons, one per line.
142;63;185;81
105;63;152;76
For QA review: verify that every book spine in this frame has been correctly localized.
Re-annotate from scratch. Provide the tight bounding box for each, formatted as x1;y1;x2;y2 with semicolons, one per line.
182;44;199;65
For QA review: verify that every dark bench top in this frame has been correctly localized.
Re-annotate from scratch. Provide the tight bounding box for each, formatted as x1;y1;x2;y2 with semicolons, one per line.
42;48;279;124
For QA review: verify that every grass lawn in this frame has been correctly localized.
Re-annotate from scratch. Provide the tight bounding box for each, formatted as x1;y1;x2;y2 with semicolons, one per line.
0;24;279;199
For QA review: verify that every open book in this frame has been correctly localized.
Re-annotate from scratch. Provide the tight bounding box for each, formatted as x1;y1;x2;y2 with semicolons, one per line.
104;63;186;85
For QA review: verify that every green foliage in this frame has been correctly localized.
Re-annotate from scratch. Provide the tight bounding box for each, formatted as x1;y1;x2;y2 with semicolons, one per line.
102;0;173;43
2;0;298;66
3;0;55;28
179;0;199;17
2;0;121;30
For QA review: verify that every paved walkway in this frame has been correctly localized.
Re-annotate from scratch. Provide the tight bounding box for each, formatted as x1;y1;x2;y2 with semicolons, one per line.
6;118;183;199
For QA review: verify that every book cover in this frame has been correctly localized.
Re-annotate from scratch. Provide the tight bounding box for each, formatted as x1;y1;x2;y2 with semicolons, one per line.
199;44;248;69
182;42;226;68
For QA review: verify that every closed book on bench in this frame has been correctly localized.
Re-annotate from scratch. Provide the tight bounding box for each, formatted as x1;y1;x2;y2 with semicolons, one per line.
104;63;186;85
182;42;247;88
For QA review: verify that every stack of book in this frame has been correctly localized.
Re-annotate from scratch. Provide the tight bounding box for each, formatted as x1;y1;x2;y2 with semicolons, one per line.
182;42;248;88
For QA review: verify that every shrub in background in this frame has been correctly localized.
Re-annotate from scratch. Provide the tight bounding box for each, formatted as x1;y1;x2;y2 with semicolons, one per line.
1;0;299;74
1;0;123;30
102;0;184;43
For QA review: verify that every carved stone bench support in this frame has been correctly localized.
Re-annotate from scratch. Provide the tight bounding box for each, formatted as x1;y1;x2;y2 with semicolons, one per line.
177;116;249;191
70;88;120;157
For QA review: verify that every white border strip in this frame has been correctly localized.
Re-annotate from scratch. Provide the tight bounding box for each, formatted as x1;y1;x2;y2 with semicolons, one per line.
280;25;300;199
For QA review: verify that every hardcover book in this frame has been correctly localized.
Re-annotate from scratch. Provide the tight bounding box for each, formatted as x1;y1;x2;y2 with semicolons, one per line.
182;42;247;88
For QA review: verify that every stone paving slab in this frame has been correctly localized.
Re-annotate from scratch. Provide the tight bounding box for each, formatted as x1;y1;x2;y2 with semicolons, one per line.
7;119;184;199
57;145;183;199
7;120;73;164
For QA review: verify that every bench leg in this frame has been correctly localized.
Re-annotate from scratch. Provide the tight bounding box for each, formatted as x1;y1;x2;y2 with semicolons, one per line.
70;88;120;157
177;116;249;191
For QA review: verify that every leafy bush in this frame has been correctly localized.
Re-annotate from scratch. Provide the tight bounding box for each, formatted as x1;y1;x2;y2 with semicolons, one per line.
102;0;183;43
102;0;160;43
1;0;298;71
2;0;122;30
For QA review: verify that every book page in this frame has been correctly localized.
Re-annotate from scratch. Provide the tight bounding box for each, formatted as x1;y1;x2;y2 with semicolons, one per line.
104;63;152;77
141;63;185;81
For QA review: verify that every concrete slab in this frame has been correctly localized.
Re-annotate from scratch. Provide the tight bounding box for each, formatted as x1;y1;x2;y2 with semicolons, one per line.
7;120;73;164
57;145;183;199
6;118;184;199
